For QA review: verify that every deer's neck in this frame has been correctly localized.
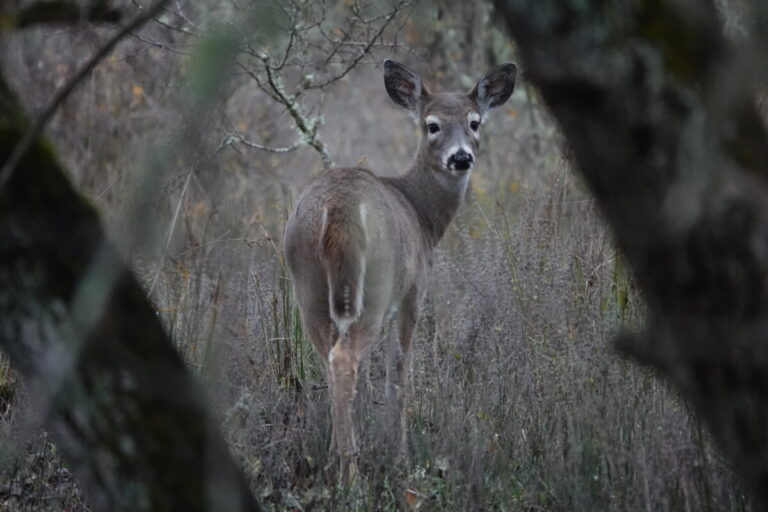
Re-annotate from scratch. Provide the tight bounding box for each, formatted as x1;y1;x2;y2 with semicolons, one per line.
386;148;469;247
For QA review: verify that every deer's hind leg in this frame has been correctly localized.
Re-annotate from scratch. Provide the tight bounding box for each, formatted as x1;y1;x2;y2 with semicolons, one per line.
328;315;383;483
291;281;341;455
328;335;360;483
387;287;419;461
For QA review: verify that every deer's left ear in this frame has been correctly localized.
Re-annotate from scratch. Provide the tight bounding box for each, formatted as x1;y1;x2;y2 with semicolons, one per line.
469;63;517;113
384;59;429;113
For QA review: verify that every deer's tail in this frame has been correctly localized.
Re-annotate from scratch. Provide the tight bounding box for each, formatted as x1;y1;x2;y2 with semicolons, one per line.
320;203;368;333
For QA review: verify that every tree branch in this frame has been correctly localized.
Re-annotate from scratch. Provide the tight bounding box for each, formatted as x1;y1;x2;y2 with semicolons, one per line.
229;133;302;153
261;57;333;167
306;0;414;90
232;0;415;170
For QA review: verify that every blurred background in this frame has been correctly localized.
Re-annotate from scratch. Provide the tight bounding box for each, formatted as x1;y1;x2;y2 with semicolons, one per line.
0;0;753;510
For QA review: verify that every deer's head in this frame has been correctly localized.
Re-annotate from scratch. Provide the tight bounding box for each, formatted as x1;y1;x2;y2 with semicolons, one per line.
384;59;517;178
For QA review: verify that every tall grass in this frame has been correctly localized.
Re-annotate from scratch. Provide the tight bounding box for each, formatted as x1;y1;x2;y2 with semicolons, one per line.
0;20;753;511
1;142;751;512
140;159;746;511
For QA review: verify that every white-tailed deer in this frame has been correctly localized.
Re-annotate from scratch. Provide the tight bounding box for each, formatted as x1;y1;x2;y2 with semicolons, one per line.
284;59;516;479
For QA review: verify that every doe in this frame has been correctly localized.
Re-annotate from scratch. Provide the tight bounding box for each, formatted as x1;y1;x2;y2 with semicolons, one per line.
284;59;516;479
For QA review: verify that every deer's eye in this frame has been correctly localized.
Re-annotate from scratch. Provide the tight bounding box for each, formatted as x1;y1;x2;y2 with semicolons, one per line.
427;123;440;134
469;120;480;131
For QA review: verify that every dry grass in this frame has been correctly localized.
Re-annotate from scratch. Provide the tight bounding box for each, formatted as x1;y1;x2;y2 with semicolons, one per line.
0;3;754;511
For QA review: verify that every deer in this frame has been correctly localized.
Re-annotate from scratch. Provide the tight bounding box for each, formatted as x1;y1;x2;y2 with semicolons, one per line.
283;59;516;480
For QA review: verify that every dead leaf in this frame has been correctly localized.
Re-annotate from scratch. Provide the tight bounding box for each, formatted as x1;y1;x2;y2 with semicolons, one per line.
404;488;421;509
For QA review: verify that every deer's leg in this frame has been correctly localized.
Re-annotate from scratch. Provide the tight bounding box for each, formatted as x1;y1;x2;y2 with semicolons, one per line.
328;333;361;483
361;306;396;401
358;352;373;401
384;306;399;405
294;299;337;459
392;289;418;460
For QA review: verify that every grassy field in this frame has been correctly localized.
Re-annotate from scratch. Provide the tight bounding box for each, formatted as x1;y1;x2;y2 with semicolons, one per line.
0;2;754;510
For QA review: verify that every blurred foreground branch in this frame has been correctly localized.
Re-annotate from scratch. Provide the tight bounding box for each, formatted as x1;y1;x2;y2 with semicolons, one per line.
496;0;768;505
0;66;261;512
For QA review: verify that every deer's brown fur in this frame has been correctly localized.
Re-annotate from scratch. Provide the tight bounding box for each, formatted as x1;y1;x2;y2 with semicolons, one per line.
283;60;516;480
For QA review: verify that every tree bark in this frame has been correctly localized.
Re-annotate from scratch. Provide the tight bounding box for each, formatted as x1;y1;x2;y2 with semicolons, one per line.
495;0;768;505
0;75;261;510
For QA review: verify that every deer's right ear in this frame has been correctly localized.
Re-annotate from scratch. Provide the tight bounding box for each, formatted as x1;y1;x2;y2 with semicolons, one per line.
470;63;517;113
384;60;428;113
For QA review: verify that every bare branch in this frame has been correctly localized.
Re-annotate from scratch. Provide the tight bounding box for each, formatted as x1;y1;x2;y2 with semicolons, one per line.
306;0;415;89
229;133;302;153
129;30;192;55
229;0;417;170
260;55;333;167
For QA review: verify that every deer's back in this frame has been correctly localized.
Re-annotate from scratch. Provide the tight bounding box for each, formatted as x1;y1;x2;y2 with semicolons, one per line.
285;167;429;315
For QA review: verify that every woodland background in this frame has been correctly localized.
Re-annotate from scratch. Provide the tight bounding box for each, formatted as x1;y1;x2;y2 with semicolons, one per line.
0;0;757;510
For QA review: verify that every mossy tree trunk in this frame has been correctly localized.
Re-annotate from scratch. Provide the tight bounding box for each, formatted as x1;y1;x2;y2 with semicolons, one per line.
495;0;768;505
0;74;261;510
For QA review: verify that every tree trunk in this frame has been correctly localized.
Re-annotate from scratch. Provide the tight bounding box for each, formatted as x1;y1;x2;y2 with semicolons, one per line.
0;75;261;511
495;0;768;505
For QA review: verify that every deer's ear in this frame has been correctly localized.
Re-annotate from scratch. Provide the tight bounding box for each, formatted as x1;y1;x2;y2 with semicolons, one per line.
384;60;428;113
470;63;517;113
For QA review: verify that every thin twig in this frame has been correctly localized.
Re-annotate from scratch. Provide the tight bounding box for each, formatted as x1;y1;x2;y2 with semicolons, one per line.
0;0;171;191
230;133;302;153
307;0;414;90
129;31;191;56
262;56;333;167
235;0;413;169
236;59;282;103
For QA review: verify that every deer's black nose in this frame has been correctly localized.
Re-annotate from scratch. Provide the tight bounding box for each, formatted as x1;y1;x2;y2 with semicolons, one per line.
449;150;474;171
